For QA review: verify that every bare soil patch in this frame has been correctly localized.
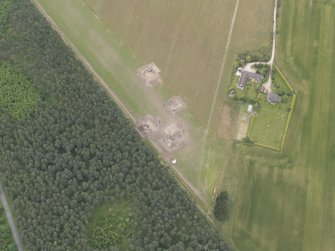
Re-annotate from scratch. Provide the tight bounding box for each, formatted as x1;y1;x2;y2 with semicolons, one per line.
165;96;186;115
236;112;251;141
137;63;162;87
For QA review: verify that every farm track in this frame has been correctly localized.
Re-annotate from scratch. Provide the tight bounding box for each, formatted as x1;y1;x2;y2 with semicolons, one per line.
0;182;24;251
203;0;240;140
243;0;278;93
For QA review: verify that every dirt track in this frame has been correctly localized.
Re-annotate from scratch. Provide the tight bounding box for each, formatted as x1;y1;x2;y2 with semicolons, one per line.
242;0;279;93
0;182;24;251
204;0;240;140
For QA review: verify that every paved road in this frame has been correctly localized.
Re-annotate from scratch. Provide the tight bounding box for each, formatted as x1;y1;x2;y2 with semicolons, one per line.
0;182;24;251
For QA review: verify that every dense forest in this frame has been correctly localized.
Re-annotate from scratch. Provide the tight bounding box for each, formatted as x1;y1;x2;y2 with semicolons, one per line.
0;0;230;250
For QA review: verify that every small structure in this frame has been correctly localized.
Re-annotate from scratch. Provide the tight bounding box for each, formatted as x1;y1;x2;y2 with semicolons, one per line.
171;158;177;165
137;63;162;87
165;96;186;114
137;115;161;137
237;70;264;90
247;104;253;113
235;67;242;76
267;93;282;105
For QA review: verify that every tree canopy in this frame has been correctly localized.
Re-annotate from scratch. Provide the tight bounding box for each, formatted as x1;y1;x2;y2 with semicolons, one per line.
214;191;230;222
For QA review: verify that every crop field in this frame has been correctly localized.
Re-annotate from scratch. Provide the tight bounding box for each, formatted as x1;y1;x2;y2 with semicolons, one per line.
83;0;273;124
225;0;335;250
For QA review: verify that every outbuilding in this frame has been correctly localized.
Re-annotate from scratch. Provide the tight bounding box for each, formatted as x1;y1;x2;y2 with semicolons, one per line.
247;104;253;113
267;93;282;105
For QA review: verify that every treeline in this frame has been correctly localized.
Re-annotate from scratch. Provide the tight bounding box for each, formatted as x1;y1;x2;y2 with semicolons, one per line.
0;0;230;250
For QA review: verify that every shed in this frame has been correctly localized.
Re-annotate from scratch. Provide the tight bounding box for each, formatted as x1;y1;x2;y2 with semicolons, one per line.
267;93;282;105
247;104;253;113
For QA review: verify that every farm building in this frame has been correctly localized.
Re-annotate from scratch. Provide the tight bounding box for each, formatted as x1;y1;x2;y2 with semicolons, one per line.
247;104;253;113
237;70;264;89
267;93;282;104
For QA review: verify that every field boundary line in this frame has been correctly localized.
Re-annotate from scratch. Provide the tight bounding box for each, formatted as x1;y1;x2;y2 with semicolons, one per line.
274;64;295;91
254;143;281;151
204;0;240;140
280;94;296;149
274;64;296;149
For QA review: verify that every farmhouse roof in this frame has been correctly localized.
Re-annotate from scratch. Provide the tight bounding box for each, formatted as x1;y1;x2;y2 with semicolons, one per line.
267;93;282;104
237;71;264;89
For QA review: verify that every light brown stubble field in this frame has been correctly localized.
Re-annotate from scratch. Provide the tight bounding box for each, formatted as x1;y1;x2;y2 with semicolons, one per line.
84;0;273;125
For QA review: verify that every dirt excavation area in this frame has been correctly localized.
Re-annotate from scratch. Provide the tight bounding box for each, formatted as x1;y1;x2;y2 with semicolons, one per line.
137;63;162;87
137;96;189;152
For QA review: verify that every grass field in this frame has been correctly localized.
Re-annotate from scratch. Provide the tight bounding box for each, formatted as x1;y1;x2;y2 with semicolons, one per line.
224;0;335;250
248;95;293;150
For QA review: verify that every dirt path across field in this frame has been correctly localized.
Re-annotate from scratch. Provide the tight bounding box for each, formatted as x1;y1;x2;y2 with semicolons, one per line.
203;0;240;141
243;0;278;93
0;182;24;251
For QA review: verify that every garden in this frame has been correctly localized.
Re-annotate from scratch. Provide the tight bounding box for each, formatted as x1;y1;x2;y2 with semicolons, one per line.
228;64;295;150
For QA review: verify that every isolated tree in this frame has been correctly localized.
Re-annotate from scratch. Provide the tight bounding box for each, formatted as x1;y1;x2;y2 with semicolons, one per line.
214;191;230;222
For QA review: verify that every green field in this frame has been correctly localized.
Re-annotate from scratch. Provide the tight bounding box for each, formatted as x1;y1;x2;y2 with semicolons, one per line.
248;66;296;150
225;0;335;250
248;95;292;149
88;202;133;249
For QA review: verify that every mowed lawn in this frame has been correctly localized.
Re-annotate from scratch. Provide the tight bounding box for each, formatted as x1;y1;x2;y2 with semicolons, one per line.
248;96;293;149
228;0;335;250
